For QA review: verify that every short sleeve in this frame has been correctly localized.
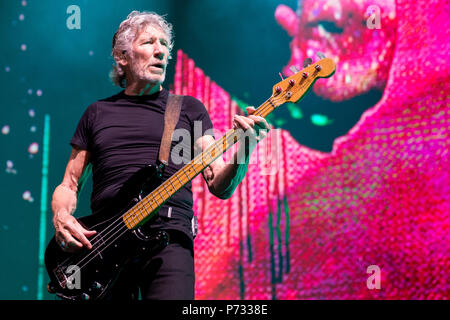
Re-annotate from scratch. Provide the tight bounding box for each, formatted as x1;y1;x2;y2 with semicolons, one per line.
70;104;97;151
184;96;215;139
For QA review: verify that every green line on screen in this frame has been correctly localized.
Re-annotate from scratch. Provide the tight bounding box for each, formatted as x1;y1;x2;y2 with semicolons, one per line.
37;114;50;300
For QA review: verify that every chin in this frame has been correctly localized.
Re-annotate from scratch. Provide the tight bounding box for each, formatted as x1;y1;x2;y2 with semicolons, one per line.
139;75;165;87
147;72;165;84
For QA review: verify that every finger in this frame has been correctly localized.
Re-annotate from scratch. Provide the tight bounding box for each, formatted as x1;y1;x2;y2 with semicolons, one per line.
55;230;66;245
246;106;256;115
67;240;83;252
234;115;255;131
248;115;269;129
242;116;269;142
66;223;93;249
59;230;83;252
56;229;73;244
74;229;94;249
80;224;97;237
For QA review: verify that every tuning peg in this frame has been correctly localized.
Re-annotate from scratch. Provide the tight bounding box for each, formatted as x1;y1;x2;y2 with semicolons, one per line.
316;51;326;59
303;57;313;68
289;65;300;74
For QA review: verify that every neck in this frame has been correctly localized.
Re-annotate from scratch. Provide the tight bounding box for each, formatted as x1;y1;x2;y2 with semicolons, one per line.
124;80;162;96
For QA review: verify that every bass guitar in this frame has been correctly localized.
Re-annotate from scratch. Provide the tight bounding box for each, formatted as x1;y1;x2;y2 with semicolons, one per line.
45;57;336;300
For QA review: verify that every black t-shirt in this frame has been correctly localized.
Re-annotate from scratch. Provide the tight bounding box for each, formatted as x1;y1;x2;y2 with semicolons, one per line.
70;88;214;238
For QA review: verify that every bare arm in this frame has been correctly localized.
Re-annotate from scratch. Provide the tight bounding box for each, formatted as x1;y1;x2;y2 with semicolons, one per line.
51;146;96;252
195;136;248;199
196;107;269;199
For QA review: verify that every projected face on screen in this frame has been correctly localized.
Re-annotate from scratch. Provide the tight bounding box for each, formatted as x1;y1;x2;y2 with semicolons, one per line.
276;0;396;102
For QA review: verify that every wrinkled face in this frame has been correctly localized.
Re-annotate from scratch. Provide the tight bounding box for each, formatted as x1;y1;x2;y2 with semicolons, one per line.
126;24;170;86
277;0;396;101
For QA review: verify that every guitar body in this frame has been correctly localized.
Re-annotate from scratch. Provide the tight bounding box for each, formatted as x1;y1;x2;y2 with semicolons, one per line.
45;164;169;300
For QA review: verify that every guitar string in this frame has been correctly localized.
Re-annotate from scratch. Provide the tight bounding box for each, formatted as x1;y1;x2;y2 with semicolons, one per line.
82;92;279;246
67;99;274;271
64;91;290;274
62;70;318;264
55;85;300;275
66;71;317;281
53;83;298;272
72;116;270;272
55;83;308;276
75;85;285;250
55;125;236;269
71;128;256;271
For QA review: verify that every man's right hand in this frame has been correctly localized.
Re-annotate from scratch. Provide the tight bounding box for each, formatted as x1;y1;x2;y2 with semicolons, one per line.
53;211;97;253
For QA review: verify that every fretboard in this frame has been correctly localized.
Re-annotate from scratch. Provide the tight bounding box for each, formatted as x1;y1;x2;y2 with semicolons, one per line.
122;95;284;229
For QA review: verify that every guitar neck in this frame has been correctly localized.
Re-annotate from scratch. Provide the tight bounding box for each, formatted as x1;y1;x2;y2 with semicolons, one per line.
121;57;336;229
121;97;281;229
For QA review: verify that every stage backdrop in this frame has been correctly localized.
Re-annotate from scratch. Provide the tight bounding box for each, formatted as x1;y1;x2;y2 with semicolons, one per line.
0;0;448;299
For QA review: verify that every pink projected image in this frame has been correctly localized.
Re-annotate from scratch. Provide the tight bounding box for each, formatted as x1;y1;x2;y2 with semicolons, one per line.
275;0;396;102
174;0;449;300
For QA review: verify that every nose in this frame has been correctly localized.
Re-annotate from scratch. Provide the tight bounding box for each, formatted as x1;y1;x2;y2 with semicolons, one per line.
154;44;165;60
155;51;165;60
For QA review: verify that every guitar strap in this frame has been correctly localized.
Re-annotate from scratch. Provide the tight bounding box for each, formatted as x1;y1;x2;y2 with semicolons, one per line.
158;93;183;169
157;93;198;239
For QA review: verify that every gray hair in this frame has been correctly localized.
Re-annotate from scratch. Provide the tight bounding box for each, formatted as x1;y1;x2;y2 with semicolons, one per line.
109;11;174;87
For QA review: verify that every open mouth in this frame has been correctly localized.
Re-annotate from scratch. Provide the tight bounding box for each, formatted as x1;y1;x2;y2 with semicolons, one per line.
150;63;164;70
306;20;344;34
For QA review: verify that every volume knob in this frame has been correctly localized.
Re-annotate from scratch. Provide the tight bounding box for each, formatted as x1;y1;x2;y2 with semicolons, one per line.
92;282;102;290
81;293;91;300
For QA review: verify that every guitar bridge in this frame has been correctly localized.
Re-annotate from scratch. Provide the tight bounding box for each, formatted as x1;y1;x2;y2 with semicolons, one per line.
53;264;81;289
53;267;68;289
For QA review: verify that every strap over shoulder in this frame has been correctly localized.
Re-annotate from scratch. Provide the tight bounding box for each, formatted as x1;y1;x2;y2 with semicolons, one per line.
158;93;184;167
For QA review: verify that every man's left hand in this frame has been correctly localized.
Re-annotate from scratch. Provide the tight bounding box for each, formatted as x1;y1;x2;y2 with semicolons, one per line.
233;106;270;142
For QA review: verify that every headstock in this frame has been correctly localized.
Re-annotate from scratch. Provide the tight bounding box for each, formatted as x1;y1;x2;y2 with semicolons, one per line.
271;57;336;106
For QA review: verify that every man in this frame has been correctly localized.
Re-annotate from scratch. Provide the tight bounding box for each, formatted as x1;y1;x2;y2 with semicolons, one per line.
51;11;269;300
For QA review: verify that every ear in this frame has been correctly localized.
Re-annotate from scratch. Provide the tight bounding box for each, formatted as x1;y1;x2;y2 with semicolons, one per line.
114;49;128;67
